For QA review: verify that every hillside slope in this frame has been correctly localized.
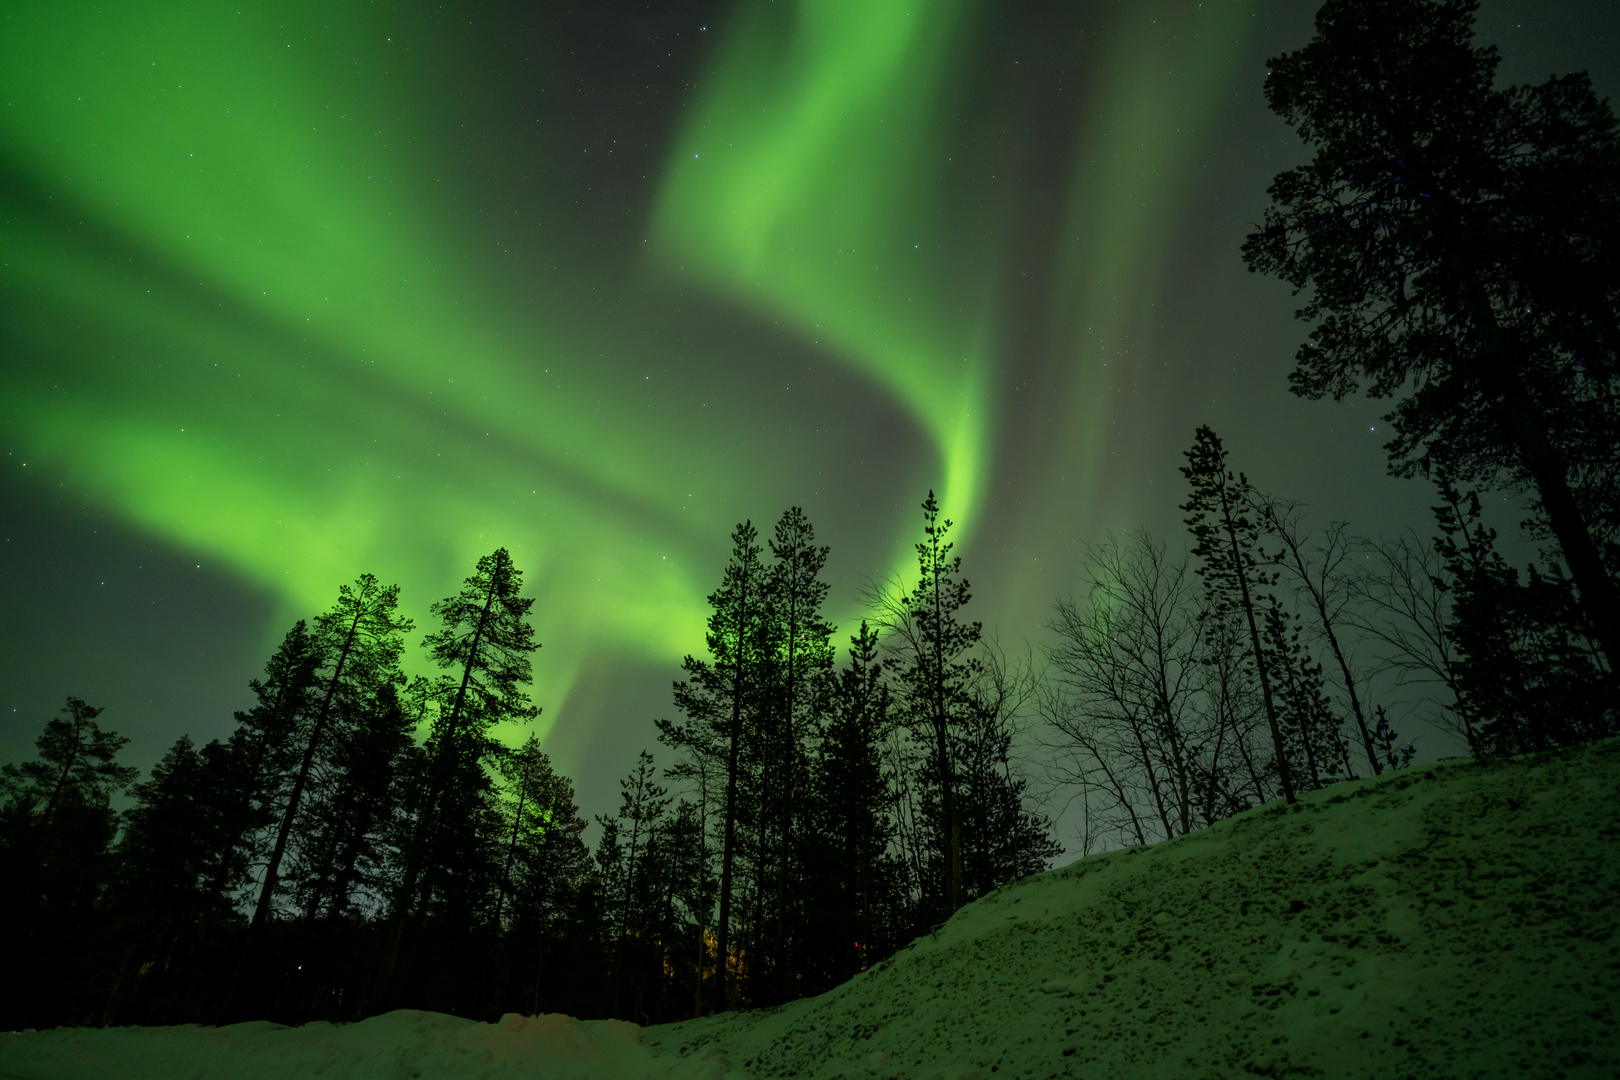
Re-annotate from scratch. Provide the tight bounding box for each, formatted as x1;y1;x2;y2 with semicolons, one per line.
4;739;1617;1080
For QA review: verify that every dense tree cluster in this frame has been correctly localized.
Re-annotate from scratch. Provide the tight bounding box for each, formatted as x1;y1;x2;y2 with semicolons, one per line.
0;504;1060;1030
1041;0;1618;856
1244;0;1616;758
1243;0;1618;713
0;551;591;1028
1045;414;1613;856
3;0;1614;1036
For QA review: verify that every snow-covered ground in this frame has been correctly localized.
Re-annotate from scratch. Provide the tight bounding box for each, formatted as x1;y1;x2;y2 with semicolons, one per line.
5;739;1617;1080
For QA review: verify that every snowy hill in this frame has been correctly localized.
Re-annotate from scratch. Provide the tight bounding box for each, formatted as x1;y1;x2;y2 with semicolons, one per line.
5;739;1617;1080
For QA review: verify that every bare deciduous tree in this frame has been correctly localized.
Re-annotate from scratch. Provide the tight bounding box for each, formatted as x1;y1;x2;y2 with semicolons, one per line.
1253;498;1382;775
1348;532;1479;754
1043;532;1257;849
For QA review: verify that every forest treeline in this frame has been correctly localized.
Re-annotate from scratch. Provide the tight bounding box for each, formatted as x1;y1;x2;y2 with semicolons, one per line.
4;0;1617;1035
0;497;1062;1030
5;418;1613;1031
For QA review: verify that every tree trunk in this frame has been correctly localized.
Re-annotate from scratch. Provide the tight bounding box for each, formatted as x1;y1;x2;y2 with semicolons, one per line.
1460;268;1620;674
1219;477;1296;804
386;575;499;984
1265;513;1382;776
773;592;799;1000
714;569;750;1013
253;615;363;930
932;539;964;913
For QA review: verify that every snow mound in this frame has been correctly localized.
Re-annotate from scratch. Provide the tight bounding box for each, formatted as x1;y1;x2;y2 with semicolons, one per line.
5;740;1618;1080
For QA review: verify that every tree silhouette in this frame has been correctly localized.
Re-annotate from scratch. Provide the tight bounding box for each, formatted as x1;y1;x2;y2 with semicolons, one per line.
1243;0;1620;673
392;549;539;978
253;574;412;929
1181;427;1296;804
873;492;982;915
762;507;834;997
666;520;767;1012
806;621;897;984
0;699;136;1026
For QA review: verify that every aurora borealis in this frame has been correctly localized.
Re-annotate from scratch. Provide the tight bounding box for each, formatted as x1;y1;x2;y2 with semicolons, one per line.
4;1;1617;814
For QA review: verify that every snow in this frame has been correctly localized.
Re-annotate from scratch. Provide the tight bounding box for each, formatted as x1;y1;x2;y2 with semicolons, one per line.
5;739;1617;1080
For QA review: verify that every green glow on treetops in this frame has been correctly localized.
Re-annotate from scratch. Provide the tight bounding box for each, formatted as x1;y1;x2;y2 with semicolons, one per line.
1;0;1254;752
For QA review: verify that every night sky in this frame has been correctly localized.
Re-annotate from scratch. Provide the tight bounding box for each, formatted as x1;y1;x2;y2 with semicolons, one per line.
3;0;1617;832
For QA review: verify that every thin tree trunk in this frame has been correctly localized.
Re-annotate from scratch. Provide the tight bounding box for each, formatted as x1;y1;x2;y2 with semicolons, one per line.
1218;477;1296;803
495;780;528;927
1263;510;1382;776
773;590;798;1001
930;532;964;913
715;569;750;1013
386;574;499;984
253;614;364;930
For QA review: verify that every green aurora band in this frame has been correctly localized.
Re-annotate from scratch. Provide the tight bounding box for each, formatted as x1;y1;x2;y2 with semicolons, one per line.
1;0;1252;750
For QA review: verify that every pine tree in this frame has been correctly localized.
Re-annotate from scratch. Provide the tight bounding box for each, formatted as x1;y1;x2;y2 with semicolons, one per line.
876;492;982;915
1181;427;1297;804
0;699;137;1025
665;521;767;1011
291;682;415;922
607;751;672;943
762;507;834;997
654;722;724;1016
1432;482;1613;754
806;622;897;984
253;574;412;929
2;699;137;832
596;750;673;1021
1242;0;1620;673
393;550;538;967
655;796;716;1017
210;621;322;912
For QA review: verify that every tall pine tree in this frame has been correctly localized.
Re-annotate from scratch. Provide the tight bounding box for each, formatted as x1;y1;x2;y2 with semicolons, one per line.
665;521;767;1011
392;549;539;973
1182;427;1297;804
253;574;412;929
1242;0;1620;673
762;507;834;998
877;492;982;916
